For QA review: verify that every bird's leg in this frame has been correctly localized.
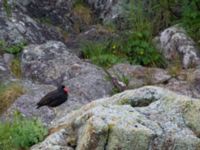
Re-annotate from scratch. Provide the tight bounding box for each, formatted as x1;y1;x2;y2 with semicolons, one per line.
47;107;57;116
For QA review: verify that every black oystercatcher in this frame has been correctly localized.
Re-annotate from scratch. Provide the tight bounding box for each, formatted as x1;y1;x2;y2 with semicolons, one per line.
36;85;69;109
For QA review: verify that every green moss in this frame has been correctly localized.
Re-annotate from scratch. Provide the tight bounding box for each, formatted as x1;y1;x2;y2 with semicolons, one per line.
118;99;129;105
182;100;200;137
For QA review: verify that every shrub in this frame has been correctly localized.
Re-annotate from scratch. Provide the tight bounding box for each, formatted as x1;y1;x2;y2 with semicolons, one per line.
0;82;24;115
118;0;166;67
121;31;166;67
0;111;47;150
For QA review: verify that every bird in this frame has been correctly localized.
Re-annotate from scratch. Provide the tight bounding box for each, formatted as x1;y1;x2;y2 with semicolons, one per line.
36;85;69;109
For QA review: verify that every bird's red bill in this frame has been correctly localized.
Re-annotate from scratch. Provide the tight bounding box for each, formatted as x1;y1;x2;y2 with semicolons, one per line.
64;87;69;93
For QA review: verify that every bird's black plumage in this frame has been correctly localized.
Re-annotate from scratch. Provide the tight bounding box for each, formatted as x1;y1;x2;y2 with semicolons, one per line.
36;85;68;109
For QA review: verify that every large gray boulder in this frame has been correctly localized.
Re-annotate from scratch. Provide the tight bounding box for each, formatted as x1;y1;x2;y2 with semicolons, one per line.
31;86;200;150
20;41;113;122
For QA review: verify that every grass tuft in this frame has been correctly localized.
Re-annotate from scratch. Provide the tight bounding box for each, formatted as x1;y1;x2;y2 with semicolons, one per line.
10;58;22;78
0;83;24;115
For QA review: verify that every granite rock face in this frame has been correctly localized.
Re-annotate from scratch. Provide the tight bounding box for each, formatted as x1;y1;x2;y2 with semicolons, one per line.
31;86;200;150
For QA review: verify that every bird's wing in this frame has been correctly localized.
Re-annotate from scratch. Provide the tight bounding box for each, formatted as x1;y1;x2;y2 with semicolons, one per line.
37;90;60;106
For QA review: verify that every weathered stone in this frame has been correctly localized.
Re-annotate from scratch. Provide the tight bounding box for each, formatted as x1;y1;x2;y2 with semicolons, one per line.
155;25;200;69
21;41;112;121
31;86;200;150
0;1;62;45
0;55;11;83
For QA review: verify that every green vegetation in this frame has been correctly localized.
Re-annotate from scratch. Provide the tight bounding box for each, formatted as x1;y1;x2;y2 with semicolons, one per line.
81;41;124;68
0;40;26;55
0;111;47;150
81;1;166;68
5;42;26;54
37;16;52;26
3;0;12;17
0;40;24;78
0;82;24;115
81;0;199;68
182;0;200;46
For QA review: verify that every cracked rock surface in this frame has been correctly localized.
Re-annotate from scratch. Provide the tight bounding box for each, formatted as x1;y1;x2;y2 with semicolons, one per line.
31;86;200;150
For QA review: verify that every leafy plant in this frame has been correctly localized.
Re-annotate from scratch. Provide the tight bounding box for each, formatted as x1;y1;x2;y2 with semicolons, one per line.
0;111;47;150
0;82;24;115
122;31;166;67
5;42;26;54
0;40;26;55
118;0;166;68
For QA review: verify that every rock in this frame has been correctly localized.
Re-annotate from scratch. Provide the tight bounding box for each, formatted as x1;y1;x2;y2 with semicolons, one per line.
0;1;62;45
109;63;171;89
161;68;200;99
3;53;14;66
0;55;11;83
1;81;56;126
85;0;123;22
21;41;113;120
155;25;200;69
31;86;200;150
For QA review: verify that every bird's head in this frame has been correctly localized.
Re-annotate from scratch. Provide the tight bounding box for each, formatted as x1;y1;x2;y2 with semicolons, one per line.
60;85;69;94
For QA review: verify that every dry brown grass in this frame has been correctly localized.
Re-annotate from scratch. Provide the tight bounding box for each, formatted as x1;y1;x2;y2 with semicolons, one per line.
10;58;22;78
73;3;93;32
0;82;24;115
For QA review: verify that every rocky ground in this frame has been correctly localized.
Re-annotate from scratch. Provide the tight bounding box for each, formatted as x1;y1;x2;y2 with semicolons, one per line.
0;0;200;149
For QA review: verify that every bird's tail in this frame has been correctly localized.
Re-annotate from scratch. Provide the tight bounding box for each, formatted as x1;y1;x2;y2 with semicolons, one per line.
36;105;41;109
